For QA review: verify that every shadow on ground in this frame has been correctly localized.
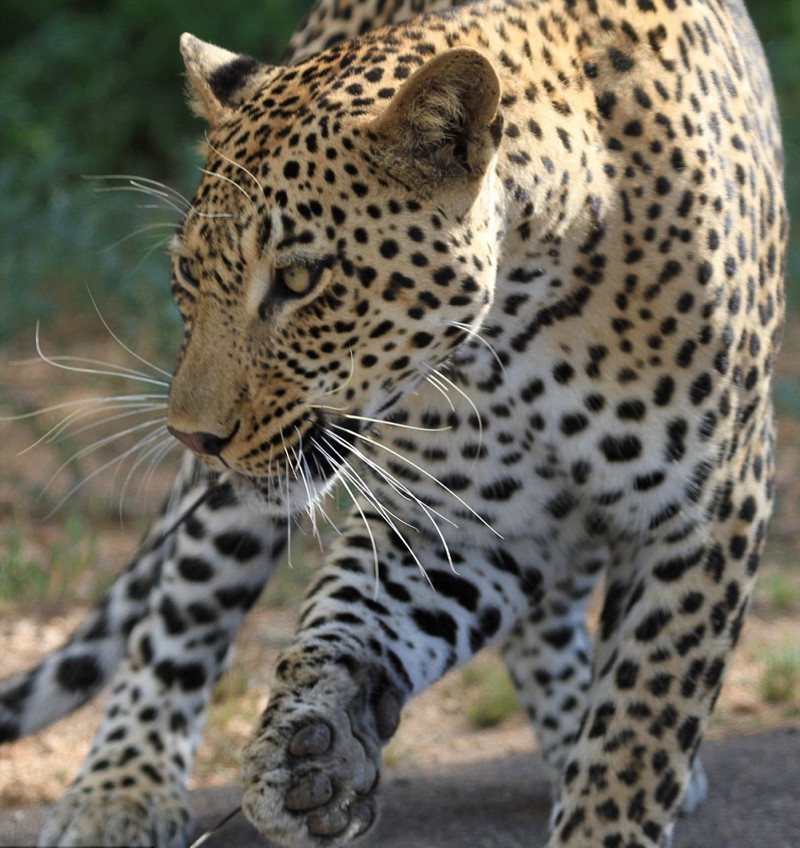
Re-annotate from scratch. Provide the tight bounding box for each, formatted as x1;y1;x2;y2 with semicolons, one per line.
1;729;798;847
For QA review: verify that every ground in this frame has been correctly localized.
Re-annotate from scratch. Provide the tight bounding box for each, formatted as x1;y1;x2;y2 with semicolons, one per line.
1;316;800;811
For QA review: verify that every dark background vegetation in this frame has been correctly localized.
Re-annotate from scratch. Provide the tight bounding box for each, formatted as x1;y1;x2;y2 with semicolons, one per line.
0;0;798;355
0;0;315;352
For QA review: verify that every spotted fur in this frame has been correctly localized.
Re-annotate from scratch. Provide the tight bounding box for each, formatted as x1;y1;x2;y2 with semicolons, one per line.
0;0;786;846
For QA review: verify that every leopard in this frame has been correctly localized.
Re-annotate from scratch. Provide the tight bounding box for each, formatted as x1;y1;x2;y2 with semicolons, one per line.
0;0;786;846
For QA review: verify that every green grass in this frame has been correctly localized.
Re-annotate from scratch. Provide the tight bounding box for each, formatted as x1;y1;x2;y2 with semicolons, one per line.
759;645;800;705
0;507;99;611
756;572;800;615
461;656;520;729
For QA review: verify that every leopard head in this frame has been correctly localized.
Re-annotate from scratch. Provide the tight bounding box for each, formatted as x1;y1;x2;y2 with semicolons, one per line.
167;33;503;514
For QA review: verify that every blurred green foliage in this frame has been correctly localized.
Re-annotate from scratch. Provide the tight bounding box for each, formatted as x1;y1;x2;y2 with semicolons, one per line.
748;2;800;304
0;0;798;353
0;0;313;351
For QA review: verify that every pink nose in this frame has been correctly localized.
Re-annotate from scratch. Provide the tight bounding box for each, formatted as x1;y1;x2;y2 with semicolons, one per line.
167;426;233;457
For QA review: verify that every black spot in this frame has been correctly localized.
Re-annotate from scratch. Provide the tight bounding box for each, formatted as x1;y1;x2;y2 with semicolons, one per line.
542;625;574;649
159;596;187;635
141;763;165;784
546;491;577;519
412;331;434;348
184;515;206;539
609;48;635;72
561;412;589;435
521;378;545;403
155;660;208;692
689;372;713;405
215;584;263;610
427;570;480;612
635;608;672;641
213;532;263;562
596;799;621;821
480;477;522;501
412;608;457;644
56;655;102;693
599;434;642;462
647;673;672;696
616;400;646;421
206;483;238;510
634;470;665;491
553;361;576;384
380;239;399;259
178;557;214;582
588;700;616;739
655;770;682;809
433;267;456;286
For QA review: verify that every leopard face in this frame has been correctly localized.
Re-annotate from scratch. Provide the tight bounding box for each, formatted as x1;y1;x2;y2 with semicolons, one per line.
168;37;504;514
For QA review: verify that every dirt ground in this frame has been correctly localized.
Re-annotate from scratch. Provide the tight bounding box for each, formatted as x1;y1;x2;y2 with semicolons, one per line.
1;323;800;810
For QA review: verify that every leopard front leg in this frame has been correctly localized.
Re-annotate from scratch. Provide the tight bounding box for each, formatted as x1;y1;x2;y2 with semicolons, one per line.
547;454;773;847
242;509;538;847
502;564;708;819
502;571;598;783
39;483;284;848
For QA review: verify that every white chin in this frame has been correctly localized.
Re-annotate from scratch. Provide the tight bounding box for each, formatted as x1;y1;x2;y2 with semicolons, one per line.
229;470;337;519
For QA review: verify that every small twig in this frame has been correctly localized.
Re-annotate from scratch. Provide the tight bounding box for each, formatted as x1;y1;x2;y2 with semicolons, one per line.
187;805;243;848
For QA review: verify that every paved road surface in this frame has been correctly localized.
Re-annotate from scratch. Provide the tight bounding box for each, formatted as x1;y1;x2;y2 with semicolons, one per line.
1;729;798;847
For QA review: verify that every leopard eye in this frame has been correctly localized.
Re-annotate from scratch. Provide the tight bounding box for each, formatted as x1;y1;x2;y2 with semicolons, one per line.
275;263;324;297
177;256;199;288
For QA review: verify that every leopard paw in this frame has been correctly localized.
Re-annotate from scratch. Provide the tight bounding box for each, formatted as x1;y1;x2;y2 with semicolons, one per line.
38;785;191;848
679;755;708;816
242;679;401;847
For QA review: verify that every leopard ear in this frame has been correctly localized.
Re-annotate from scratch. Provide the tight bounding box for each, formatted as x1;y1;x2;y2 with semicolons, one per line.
180;33;267;125
366;48;503;196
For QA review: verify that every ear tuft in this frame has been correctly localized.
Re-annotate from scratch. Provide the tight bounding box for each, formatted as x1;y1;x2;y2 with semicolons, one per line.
180;33;267;125
367;48;502;195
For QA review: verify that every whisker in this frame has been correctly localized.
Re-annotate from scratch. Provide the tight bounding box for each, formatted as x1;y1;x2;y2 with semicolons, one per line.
118;432;177;520
200;167;257;209
321;348;356;397
185;207;235;221
205;136;267;201
315;437;430;590
308;402;349;414
285;460;294;568
29;403;167;455
291;427;321;545
324;429;455;527
44;417;168;492
340;412;451;433
421;369;456;412
447;320;506;373
32;324;170;388
144;473;232;554
1;393;168;424
329;422;501;538
324;429;457;573
85;288;173;380
187;806;242;848
13;353;169;386
84;174;192;210
140;435;178;495
42;421;168;518
91;184;188;217
99;221;177;253
424;364;484;456
312;437;380;592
